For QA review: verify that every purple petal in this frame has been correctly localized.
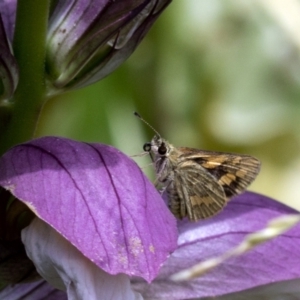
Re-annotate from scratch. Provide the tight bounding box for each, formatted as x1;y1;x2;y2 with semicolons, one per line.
0;136;177;282
132;192;300;298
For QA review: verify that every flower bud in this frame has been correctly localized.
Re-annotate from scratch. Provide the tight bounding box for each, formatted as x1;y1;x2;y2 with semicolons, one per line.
0;14;18;103
46;0;172;94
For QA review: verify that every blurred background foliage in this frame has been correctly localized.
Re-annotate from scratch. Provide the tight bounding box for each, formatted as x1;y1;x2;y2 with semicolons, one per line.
37;0;300;210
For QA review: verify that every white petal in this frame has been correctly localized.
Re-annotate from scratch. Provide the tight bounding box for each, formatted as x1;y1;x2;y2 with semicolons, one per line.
22;218;143;300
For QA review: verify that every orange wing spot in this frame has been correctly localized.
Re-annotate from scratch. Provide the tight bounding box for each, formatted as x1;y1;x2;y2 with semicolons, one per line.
201;156;227;168
232;157;242;164
220;173;236;185
236;169;248;177
190;195;214;206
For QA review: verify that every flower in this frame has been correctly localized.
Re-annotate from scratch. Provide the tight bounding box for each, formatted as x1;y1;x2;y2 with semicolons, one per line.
0;137;177;282
0;0;172;97
0;2;18;103
0;137;300;299
133;192;300;299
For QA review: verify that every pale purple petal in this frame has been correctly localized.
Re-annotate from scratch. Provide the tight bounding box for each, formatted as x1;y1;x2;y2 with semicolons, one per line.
0;136;177;282
132;192;300;298
22;218;143;299
201;279;300;299
0;280;67;300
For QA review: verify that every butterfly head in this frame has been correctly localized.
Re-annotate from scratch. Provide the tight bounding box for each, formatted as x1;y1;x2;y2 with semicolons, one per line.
143;135;170;157
134;112;171;157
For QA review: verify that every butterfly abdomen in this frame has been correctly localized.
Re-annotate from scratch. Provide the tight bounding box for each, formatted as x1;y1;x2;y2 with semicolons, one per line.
166;183;186;220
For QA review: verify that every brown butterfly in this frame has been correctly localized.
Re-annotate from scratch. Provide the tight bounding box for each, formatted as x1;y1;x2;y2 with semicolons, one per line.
135;112;261;221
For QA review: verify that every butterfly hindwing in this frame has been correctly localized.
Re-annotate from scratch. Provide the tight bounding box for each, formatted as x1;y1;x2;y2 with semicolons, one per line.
168;160;227;221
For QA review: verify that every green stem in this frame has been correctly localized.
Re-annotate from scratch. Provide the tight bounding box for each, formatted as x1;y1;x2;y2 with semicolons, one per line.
0;0;50;155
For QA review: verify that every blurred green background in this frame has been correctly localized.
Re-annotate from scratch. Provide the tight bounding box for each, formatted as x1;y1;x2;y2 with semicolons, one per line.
37;0;300;210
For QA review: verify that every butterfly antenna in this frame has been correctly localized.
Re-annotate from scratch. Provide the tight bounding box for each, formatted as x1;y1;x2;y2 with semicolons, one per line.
134;112;161;137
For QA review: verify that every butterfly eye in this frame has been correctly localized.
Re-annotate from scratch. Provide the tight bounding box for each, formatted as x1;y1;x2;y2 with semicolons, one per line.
143;143;151;152
158;143;167;155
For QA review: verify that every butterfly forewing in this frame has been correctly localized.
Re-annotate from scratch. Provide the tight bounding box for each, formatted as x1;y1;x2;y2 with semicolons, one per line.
165;148;261;221
180;149;261;199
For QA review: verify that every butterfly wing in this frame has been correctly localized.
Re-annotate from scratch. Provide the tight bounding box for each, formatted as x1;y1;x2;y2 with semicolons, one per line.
168;161;227;221
168;149;261;221
190;151;260;199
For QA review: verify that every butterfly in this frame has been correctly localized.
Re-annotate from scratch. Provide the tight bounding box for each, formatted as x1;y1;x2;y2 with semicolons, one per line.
135;112;261;221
